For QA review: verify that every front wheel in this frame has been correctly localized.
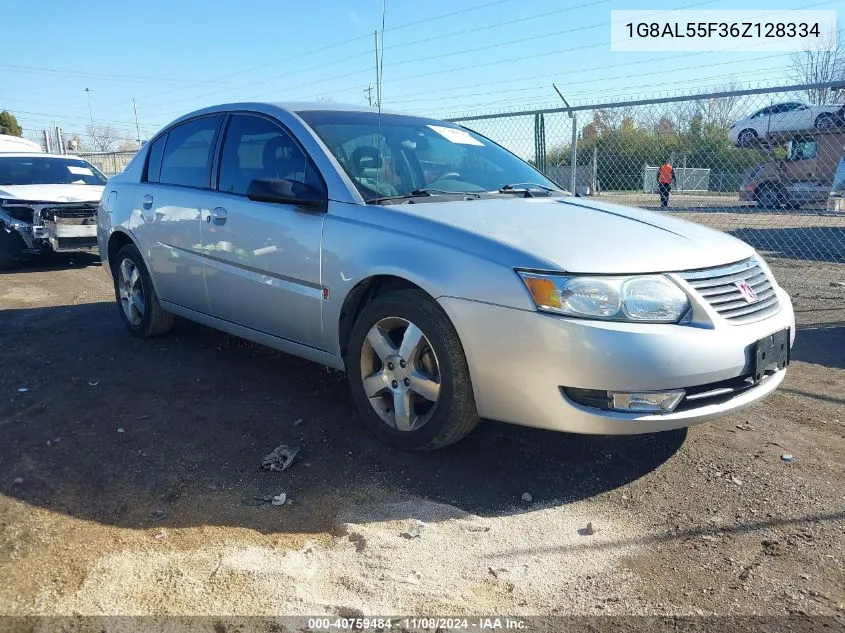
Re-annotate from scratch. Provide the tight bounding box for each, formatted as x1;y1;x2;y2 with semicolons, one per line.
347;289;479;450
0;225;25;270
737;129;758;147
111;243;174;337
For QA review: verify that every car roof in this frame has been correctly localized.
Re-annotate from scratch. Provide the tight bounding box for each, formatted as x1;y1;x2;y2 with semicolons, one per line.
162;101;422;130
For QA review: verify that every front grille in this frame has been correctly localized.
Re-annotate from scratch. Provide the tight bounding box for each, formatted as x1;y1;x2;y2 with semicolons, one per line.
679;258;780;324
42;204;98;219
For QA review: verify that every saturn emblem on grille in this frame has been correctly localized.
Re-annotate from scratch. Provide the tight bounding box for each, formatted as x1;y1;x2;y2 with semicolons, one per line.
735;281;758;303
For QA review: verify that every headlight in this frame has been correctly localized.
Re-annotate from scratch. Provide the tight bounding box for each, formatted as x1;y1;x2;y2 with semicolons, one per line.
518;271;690;323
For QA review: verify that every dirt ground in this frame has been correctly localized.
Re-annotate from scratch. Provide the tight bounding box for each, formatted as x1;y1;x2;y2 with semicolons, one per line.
0;247;843;627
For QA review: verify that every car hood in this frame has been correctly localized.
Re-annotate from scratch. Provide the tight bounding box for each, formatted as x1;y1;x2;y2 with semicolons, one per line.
393;196;754;273
0;184;104;203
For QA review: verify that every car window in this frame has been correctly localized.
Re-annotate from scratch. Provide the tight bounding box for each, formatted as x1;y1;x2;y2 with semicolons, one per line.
788;139;817;160
217;114;321;195
159;115;222;188
144;134;167;183
751;107;772;119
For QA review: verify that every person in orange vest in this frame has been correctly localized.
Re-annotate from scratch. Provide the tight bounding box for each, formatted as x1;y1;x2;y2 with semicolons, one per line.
656;161;676;208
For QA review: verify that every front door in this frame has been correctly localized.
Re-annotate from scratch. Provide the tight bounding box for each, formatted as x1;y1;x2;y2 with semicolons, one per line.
200;113;325;348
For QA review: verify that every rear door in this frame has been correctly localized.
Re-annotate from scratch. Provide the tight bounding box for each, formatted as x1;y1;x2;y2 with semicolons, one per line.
135;114;224;313
200;112;326;348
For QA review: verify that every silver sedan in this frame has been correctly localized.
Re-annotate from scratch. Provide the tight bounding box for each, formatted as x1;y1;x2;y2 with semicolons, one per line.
98;103;794;450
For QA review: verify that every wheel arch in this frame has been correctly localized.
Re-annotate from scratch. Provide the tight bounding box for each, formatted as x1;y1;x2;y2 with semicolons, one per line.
106;230;163;298
337;274;434;362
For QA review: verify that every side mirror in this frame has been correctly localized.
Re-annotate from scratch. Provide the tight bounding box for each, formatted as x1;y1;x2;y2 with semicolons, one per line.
245;178;326;211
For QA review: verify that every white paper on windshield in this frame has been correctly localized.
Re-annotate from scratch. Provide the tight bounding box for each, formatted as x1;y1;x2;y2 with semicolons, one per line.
67;165;94;176
427;125;484;146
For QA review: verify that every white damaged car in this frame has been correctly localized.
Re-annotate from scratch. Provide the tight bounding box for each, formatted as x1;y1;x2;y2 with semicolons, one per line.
0;138;106;268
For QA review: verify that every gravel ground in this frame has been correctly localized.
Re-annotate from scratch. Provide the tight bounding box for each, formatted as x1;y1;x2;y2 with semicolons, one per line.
0;247;843;625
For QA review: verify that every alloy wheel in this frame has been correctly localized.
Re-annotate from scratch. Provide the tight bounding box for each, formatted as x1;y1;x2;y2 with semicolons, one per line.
118;257;145;326
359;316;441;432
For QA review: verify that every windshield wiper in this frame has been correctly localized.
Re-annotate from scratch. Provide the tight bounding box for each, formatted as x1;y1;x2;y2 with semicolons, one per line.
366;188;479;204
497;182;558;195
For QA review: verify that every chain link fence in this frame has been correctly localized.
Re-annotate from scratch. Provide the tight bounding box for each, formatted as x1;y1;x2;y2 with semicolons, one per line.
447;82;845;325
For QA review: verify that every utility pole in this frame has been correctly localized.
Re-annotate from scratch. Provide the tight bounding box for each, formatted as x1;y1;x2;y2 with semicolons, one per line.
365;85;374;107
84;88;94;128
132;97;142;147
553;83;578;195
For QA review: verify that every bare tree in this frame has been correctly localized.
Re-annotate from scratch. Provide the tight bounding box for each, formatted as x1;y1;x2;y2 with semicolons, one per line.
790;33;845;105
86;125;121;152
116;139;140;152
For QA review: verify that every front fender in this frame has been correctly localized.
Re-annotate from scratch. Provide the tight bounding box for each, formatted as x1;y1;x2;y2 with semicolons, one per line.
320;206;534;356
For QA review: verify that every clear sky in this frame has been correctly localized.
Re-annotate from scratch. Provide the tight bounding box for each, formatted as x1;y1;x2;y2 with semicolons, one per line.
2;0;840;145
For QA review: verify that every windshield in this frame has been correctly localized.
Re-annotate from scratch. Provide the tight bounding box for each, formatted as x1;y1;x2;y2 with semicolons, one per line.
833;157;845;194
296;110;560;201
0;156;107;186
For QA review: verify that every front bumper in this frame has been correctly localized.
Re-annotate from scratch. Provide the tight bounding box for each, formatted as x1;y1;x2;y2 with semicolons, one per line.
438;287;795;435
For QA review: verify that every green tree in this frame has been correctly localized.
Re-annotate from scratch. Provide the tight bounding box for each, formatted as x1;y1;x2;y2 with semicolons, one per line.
0;111;23;136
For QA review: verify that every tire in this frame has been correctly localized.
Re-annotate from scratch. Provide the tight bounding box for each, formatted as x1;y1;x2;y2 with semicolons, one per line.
111;243;174;337
347;288;479;451
756;184;783;210
0;225;26;270
814;114;834;130
737;129;758;147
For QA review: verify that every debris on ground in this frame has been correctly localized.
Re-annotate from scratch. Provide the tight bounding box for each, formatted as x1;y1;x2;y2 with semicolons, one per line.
736;423;753;431
399;520;425;539
17;387;28;393
520;492;533;502
13;477;23;484
88;380;99;387
781;453;794;463
116;428;125;433
830;281;845;287
271;493;287;506
261;444;300;471
293;418;304;427
579;522;596;536
153;530;167;540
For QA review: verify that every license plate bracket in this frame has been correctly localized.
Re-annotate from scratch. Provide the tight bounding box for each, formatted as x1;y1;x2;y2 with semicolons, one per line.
754;328;789;383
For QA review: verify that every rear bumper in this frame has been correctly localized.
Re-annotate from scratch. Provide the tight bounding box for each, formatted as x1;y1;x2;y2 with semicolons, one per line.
438;288;795;435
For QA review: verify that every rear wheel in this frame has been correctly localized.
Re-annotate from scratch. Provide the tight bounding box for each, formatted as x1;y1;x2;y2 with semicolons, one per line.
347;289;479;450
814;114;835;130
756;184;783;209
111;243;173;337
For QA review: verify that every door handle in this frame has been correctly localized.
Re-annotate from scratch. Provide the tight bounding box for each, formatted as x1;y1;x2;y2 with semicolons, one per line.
208;207;227;226
142;194;154;210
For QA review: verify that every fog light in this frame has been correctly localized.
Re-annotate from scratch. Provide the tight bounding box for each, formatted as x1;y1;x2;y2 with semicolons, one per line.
611;390;685;413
